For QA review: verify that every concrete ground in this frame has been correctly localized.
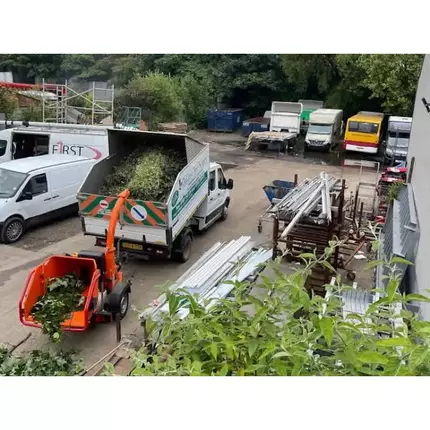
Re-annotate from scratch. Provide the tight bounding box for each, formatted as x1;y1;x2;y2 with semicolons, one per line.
0;134;378;368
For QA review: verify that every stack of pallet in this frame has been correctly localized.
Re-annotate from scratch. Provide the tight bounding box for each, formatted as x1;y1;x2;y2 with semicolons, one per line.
159;122;188;134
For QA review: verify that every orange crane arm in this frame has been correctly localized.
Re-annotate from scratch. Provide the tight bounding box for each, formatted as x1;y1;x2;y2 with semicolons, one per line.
104;189;130;288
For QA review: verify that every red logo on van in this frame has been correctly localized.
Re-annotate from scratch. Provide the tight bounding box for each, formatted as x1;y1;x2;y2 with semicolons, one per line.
52;141;103;159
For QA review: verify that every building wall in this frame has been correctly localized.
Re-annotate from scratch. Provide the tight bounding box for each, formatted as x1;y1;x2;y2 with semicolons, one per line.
407;54;430;319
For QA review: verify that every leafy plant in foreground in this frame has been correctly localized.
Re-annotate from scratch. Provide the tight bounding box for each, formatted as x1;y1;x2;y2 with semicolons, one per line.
31;273;86;342
130;246;430;376
0;345;82;376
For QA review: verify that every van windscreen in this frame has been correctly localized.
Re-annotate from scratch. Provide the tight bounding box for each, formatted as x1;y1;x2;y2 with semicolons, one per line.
0;168;27;198
348;121;379;134
308;124;332;135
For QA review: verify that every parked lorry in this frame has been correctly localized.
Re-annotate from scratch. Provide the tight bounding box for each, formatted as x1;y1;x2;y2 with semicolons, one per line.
383;116;412;163
78;130;234;262
298;99;324;133
0;121;111;164
270;102;303;134
304;109;343;151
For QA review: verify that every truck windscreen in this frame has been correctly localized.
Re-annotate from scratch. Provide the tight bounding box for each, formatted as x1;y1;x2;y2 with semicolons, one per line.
348;121;379;134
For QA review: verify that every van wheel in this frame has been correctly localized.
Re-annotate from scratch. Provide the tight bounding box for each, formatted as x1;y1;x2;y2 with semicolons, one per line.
1;216;25;243
220;203;229;221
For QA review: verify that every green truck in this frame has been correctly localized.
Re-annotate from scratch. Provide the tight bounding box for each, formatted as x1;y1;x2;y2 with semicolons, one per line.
298;100;324;133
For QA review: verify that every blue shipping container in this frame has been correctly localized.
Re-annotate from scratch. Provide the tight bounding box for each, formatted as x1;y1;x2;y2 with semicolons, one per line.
208;109;244;132
242;117;271;137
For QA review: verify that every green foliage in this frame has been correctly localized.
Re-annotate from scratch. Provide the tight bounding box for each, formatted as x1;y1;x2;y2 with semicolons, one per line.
178;73;213;128
0;54;64;82
131;255;430;376
358;54;423;115
388;181;405;202
0;345;82;376
281;54;339;98
0;87;18;117
100;146;187;201
31;273;86;342
0;54;424;127
119;72;183;126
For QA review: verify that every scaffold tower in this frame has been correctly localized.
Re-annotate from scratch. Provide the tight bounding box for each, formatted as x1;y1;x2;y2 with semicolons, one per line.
41;79;114;125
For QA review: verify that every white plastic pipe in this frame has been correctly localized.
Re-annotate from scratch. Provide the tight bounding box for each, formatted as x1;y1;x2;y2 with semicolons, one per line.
280;182;324;239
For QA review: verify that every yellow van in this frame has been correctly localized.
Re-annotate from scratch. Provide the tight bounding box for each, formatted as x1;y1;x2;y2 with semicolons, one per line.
343;111;384;154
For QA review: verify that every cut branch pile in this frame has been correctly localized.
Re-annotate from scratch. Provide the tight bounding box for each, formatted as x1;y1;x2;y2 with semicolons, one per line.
100;147;187;201
31;273;86;342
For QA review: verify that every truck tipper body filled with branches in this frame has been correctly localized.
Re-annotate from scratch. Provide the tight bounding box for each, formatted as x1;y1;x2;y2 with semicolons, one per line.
78;130;233;262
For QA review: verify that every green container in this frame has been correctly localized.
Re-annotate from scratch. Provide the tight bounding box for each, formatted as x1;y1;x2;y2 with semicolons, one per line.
298;100;324;124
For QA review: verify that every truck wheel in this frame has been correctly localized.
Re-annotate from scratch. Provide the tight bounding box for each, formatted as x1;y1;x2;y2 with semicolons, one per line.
1;216;25;244
173;231;193;263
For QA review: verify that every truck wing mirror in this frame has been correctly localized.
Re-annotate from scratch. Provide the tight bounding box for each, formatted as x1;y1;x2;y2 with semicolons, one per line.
227;179;234;190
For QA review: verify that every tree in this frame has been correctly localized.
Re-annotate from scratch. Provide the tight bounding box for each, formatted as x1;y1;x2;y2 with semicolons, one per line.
179;73;214;128
118;72;183;126
281;54;339;100
0;54;64;83
358;54;423;116
130;249;430;376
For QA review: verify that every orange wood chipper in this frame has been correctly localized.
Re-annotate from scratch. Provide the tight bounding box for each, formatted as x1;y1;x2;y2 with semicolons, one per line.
18;190;132;335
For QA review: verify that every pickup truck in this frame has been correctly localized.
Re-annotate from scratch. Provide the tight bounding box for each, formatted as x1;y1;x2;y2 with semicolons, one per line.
78;130;233;262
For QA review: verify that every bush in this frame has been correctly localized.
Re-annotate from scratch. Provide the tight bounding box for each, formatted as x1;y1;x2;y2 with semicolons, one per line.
179;73;213;128
0;87;18;118
0;345;82;376
120;72;182;127
131;246;430;376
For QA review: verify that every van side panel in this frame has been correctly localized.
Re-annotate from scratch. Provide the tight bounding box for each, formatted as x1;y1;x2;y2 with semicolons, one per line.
49;132;108;160
48;161;95;211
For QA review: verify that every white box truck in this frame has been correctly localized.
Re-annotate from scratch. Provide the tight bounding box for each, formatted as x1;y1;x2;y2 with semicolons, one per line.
0;121;111;164
78;130;234;263
270;102;303;134
304;109;343;151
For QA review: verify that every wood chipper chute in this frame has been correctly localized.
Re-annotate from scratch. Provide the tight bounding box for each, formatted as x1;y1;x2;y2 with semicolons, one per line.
18;190;132;337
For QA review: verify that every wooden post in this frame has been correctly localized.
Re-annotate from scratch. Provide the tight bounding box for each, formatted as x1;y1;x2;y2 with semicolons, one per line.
272;216;279;260
115;315;122;343
358;202;364;228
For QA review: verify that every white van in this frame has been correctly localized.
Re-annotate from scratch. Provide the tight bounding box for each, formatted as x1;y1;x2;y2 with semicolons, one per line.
0;122;110;164
305;108;343;151
0;155;96;243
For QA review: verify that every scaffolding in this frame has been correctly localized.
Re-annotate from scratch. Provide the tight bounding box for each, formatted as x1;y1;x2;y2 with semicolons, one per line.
41;79;114;125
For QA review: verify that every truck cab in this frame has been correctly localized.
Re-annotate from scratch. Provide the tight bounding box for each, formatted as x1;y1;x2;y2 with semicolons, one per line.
192;162;233;230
